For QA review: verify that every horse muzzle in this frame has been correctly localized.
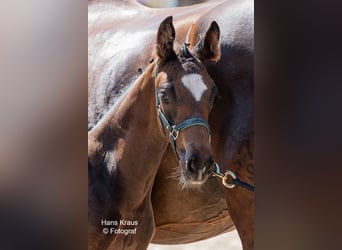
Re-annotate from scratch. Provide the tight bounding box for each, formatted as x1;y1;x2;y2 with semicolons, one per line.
181;148;215;184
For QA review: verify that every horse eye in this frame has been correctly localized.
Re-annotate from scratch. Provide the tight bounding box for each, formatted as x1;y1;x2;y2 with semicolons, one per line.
160;92;169;104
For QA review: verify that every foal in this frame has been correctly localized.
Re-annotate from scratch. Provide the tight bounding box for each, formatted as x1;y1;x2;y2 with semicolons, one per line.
88;16;220;250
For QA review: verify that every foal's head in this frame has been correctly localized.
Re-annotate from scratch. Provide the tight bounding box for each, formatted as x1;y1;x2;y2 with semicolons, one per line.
154;16;220;188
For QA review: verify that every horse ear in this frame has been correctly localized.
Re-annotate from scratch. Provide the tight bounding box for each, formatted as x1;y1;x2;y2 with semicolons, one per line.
156;16;176;60
193;21;221;63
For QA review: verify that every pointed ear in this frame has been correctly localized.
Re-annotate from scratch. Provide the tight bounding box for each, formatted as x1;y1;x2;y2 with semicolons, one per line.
156;16;176;60
193;21;221;62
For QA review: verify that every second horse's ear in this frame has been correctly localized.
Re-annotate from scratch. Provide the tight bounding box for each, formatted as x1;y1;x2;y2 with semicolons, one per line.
156;16;176;60
193;21;221;63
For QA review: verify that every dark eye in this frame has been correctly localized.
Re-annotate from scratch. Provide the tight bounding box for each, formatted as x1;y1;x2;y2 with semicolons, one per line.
160;92;169;104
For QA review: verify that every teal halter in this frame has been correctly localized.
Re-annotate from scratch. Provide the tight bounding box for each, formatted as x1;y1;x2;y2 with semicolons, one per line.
154;65;211;159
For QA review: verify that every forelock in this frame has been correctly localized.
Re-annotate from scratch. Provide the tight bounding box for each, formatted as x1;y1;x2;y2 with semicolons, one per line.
178;45;201;74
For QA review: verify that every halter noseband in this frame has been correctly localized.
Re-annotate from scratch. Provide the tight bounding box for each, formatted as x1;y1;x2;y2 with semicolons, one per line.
154;65;211;159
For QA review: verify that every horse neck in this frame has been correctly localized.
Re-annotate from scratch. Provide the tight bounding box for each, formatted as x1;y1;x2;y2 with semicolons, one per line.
113;63;167;151
89;63;168;204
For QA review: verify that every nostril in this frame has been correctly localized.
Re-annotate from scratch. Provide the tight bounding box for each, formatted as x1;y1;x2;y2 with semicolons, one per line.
186;159;195;173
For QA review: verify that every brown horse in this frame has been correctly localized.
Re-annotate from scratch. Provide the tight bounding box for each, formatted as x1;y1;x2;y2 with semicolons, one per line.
88;0;254;249
88;16;221;249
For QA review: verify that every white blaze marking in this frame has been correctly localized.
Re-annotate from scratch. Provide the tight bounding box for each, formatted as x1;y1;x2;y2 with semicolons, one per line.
181;74;208;102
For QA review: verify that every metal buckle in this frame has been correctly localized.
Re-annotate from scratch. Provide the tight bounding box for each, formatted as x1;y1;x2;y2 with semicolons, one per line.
169;126;179;140
222;170;236;188
212;162;236;188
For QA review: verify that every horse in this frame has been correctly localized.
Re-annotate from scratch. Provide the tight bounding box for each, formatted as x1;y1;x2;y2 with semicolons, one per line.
88;0;254;249
88;16;221;249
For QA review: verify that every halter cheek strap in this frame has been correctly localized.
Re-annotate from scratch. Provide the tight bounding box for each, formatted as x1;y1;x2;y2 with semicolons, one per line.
155;66;211;159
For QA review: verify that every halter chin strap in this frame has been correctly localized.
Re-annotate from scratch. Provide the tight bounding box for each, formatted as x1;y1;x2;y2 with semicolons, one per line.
154;65;211;159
